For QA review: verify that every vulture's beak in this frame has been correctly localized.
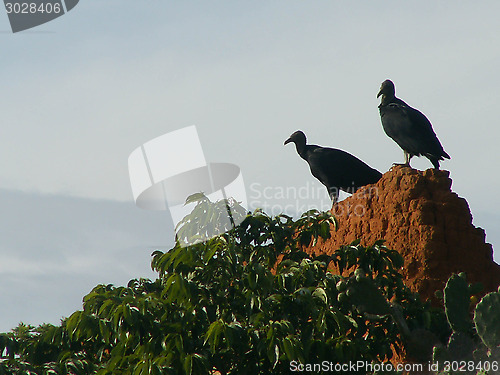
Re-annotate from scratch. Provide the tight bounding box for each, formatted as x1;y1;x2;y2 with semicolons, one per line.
284;137;292;145
377;87;383;98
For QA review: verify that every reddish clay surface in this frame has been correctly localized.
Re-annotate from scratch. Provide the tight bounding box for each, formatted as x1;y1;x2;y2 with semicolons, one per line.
306;166;500;302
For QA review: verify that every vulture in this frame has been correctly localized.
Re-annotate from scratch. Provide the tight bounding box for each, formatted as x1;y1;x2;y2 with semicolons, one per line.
284;130;382;202
377;79;450;169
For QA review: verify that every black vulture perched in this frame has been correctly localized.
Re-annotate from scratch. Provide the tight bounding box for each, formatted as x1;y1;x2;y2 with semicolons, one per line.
377;79;450;169
284;130;382;202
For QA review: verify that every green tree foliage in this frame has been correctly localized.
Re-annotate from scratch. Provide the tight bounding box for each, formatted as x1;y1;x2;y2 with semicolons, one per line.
3;195;496;374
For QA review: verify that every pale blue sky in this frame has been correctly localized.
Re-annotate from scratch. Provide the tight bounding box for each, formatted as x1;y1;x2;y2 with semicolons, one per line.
1;1;499;331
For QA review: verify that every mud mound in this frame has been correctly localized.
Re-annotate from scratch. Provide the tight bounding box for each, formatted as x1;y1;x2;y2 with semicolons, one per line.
306;166;500;302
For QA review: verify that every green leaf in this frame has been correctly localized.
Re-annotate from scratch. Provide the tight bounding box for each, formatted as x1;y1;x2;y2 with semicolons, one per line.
184;192;208;205
267;344;279;368
183;354;193;375
203;242;219;263
204;320;224;352
319;221;331;239
312;287;328;305
282;336;295;360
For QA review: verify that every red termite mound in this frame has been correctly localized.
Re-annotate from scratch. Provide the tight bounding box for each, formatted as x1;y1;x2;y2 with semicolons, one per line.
305;165;500;302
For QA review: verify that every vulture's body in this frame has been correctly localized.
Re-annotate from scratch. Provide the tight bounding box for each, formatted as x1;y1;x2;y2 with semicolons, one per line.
284;131;382;202
377;79;450;169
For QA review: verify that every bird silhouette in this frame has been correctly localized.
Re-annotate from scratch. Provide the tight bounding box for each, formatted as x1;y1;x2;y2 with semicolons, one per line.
377;79;450;169
284;130;382;202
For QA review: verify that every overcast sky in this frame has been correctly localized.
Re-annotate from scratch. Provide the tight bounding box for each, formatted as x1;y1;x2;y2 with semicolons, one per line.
1;1;499;332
